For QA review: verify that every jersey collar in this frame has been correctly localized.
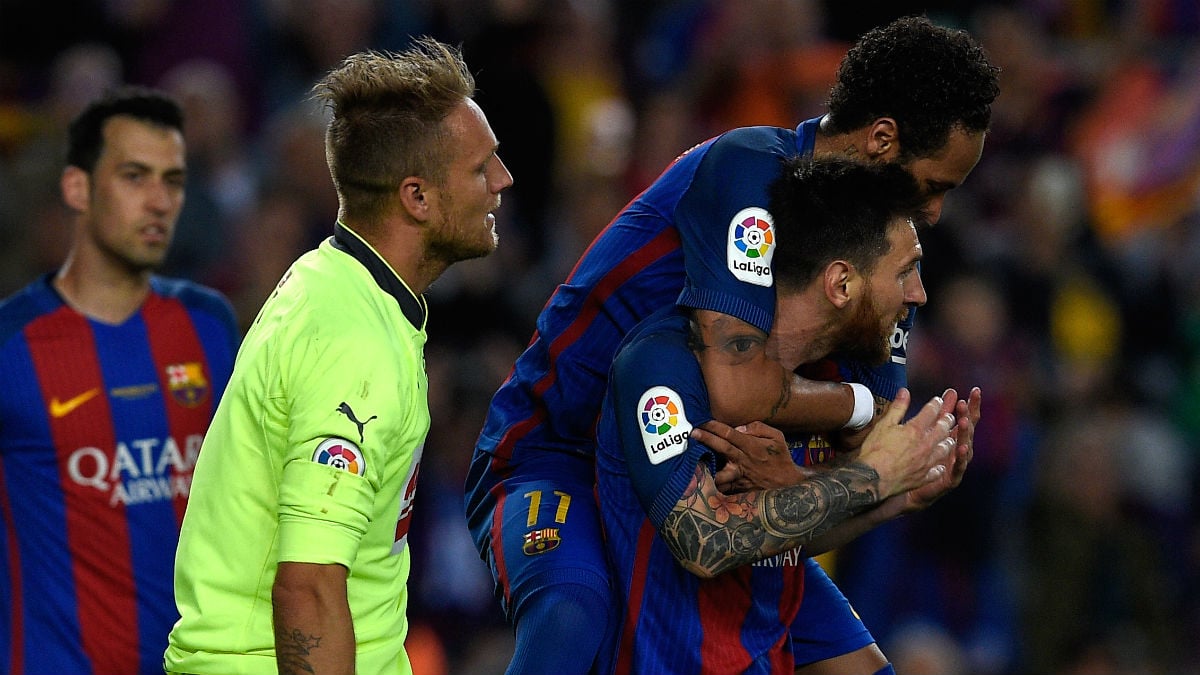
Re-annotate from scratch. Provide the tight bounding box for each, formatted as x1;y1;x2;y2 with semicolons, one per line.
331;221;428;330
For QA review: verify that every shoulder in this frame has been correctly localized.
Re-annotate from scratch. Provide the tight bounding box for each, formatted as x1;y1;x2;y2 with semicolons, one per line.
150;276;239;335
614;308;692;373
708;126;795;159
0;275;61;346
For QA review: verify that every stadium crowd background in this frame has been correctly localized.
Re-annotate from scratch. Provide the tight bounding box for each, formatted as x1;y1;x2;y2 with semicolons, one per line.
2;0;1199;673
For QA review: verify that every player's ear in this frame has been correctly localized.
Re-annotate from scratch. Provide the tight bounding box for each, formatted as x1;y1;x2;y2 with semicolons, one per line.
61;166;90;213
864;118;899;161
397;175;432;223
823;260;856;308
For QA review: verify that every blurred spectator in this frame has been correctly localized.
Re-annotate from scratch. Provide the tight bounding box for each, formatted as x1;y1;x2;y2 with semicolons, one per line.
1021;413;1186;675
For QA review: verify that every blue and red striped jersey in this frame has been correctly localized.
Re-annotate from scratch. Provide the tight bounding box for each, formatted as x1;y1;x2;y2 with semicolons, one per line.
597;307;806;675
0;274;238;675
472;119;821;477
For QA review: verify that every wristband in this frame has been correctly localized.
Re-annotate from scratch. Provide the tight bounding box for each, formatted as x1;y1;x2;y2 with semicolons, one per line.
844;383;874;430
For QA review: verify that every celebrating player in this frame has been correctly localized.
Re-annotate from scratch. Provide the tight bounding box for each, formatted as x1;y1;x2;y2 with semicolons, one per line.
597;156;965;674
466;15;996;675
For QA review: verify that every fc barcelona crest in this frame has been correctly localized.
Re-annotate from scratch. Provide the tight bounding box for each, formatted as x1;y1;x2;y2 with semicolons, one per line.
522;527;561;556
165;362;209;407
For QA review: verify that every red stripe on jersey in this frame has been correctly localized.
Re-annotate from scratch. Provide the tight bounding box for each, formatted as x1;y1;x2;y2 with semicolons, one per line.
25;307;136;673
140;294;210;526
0;460;24;674
489;485;511;606
491;227;683;468
614;520;658;675
698;567;754;673
773;566;805;673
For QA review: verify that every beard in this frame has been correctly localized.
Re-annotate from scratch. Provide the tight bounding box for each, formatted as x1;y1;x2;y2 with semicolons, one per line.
836;286;895;366
427;191;499;265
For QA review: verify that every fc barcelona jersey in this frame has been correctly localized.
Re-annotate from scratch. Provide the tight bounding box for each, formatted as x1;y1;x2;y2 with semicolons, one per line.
0;273;238;675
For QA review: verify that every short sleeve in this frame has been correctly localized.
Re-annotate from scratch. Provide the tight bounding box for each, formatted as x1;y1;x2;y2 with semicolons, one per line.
606;311;715;527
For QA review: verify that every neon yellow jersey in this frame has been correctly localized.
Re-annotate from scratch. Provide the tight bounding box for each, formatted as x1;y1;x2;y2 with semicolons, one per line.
166;224;429;675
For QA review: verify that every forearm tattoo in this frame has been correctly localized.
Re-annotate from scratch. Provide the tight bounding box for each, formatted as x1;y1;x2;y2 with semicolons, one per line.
276;627;321;675
662;462;881;577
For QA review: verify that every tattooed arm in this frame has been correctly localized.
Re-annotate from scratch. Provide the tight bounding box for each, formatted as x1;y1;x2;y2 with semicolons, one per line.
662;389;959;578
691;309;862;433
272;561;355;674
661;459;882;578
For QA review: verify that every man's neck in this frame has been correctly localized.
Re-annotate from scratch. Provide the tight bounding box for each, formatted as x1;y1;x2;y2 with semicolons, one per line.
53;253;152;325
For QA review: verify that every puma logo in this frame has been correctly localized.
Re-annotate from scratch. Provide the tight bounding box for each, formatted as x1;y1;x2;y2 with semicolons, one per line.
336;402;377;443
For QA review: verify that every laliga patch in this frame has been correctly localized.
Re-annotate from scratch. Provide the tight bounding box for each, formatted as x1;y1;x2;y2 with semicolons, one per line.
312;438;366;476
522;527;562;556
726;207;775;287
637;386;693;465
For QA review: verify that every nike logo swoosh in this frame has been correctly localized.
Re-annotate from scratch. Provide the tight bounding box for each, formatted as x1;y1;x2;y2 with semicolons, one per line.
49;388;101;418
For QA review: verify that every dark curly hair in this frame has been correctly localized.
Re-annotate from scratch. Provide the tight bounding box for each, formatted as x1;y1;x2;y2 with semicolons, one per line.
825;15;1000;160
769;156;926;289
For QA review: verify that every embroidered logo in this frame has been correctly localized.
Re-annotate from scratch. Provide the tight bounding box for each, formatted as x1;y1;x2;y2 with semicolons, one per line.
165;362;209;407
49;388;101;418
726;207;775;287
637;386;692;465
522;527;562;556
336;402;377;443
312;438;366;476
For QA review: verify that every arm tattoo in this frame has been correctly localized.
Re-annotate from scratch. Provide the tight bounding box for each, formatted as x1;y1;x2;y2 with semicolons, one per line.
763;367;792;424
661;462;880;577
275;627;321;675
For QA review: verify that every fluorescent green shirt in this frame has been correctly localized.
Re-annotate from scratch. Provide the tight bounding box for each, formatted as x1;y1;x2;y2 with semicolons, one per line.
166;224;430;675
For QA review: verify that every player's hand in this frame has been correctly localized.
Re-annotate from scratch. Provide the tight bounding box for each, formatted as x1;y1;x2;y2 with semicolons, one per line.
887;386;982;514
691;420;807;493
857;388;958;499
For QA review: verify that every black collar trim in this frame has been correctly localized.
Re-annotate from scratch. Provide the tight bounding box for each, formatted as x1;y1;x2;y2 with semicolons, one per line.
331;222;427;330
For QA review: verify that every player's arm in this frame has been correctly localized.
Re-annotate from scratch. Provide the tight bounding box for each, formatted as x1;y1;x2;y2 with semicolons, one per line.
272;561;355;674
691;309;869;435
663;389;957;578
692;387;978;556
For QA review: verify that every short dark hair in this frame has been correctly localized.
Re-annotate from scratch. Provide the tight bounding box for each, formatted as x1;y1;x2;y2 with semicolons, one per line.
67;85;184;172
312;37;476;220
825;15;1000;160
769;156;925;288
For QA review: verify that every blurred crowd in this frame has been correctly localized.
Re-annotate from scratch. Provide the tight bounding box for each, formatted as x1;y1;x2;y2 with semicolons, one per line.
2;0;1200;673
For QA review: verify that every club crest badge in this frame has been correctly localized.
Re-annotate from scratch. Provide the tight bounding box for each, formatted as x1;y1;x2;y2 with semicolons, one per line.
727;207;775;287
165;362;209;407
522;527;561;556
637;386;693;465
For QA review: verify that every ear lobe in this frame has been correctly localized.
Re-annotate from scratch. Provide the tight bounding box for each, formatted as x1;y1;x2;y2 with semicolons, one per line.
398;176;430;222
823;261;855;308
61;166;90;213
864;118;899;161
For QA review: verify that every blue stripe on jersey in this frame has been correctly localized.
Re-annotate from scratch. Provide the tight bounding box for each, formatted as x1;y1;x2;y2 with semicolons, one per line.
91;316;178;675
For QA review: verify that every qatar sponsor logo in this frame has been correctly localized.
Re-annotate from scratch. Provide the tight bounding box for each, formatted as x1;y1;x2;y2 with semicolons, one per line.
65;434;202;506
752;546;804;568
